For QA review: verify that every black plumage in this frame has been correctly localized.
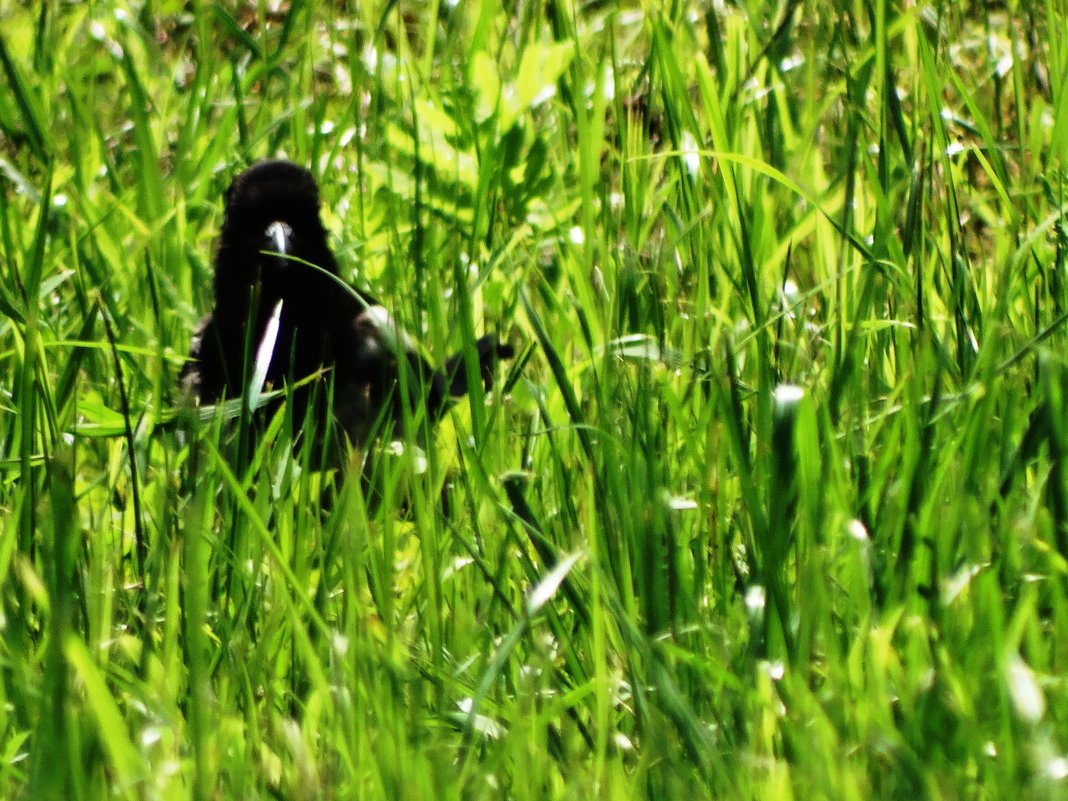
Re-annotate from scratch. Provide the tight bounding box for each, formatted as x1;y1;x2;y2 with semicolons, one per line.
181;160;511;448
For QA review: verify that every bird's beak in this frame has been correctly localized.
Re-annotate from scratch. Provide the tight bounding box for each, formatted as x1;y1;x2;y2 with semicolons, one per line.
264;220;293;259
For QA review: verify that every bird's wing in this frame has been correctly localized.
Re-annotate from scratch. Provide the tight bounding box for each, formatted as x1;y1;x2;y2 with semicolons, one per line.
181;313;223;402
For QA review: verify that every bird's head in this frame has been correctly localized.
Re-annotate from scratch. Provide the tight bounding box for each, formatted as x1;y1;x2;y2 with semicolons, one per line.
215;160;339;303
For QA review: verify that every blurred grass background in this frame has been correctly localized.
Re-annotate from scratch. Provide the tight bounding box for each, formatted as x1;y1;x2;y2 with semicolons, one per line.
2;0;1068;798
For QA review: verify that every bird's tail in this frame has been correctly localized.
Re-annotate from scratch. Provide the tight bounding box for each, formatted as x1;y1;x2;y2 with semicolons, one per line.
427;336;514;419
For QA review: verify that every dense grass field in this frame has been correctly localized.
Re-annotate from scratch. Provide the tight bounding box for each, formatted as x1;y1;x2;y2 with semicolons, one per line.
2;1;1068;798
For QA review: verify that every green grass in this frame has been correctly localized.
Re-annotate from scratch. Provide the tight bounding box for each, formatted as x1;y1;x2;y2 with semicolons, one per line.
2;1;1067;798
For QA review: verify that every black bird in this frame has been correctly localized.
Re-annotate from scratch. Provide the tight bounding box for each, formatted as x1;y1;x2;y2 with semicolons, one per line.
181;159;512;450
